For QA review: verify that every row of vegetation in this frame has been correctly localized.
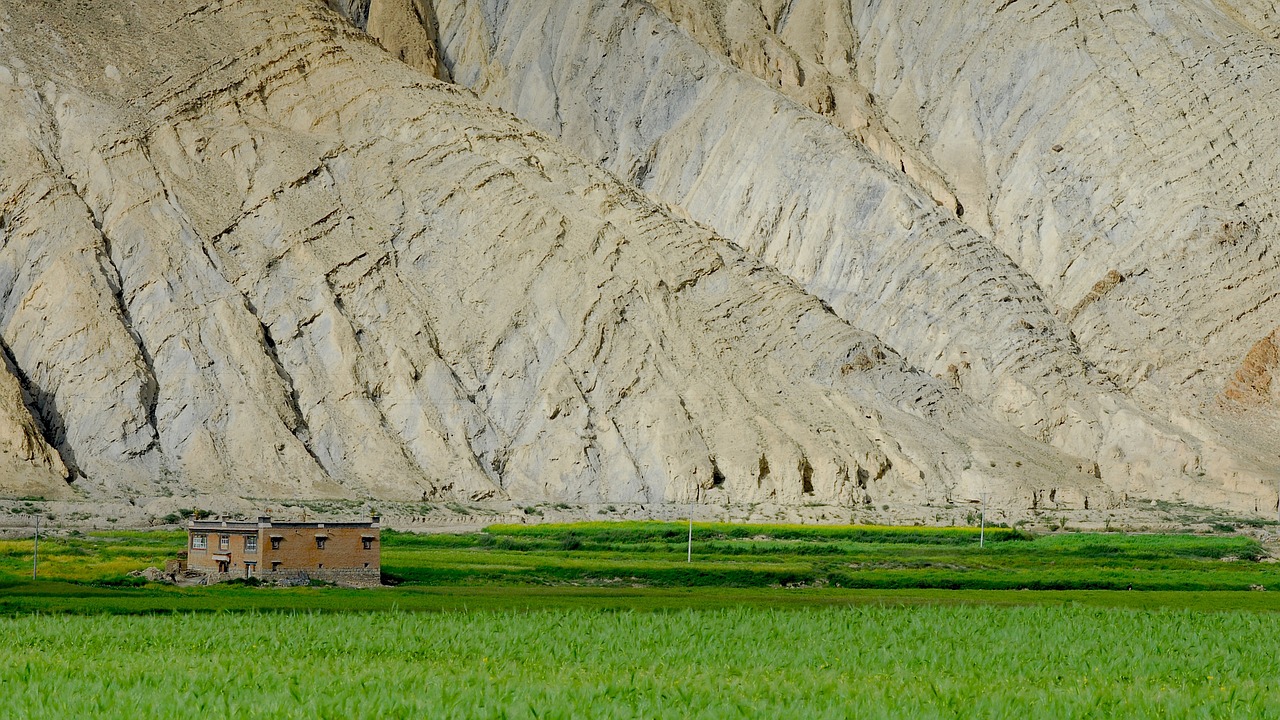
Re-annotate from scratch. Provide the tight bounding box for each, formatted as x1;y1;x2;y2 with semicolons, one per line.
3;520;1277;717
3;604;1279;717
376;522;1273;592
0;522;1274;593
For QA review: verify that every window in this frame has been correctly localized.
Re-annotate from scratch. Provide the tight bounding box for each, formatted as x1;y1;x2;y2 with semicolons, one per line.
245;562;256;578
317;563;323;569
244;535;258;552
362;538;373;550
315;536;327;550
192;534;207;550
219;535;229;551
270;537;281;550
271;561;281;571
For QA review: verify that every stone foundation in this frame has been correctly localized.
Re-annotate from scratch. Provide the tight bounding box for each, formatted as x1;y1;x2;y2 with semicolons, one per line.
200;568;382;587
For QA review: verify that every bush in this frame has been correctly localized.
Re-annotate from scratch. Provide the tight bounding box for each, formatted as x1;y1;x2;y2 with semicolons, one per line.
95;575;149;588
225;577;263;587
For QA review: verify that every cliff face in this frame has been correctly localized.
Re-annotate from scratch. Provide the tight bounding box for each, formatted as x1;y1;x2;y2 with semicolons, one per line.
415;0;1278;509
0;0;1113;511
0;0;1273;515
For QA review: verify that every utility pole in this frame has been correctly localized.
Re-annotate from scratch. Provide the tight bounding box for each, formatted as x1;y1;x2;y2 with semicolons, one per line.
32;514;39;580
687;516;693;563
979;492;986;550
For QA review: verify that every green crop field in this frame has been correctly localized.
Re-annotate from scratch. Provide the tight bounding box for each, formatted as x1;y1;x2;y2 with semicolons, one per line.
3;605;1280;718
377;522;1279;592
4;522;1278;594
4;521;1280;717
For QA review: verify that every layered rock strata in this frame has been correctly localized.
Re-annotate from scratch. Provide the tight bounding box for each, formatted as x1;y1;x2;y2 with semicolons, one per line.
0;0;1117;511
416;0;1280;510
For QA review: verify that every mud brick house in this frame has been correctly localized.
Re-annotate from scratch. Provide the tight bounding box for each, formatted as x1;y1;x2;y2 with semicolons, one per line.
187;514;380;584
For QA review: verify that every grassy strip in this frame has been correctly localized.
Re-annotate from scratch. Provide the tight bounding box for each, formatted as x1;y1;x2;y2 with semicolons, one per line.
3;605;1280;717
482;521;1025;544
2;524;1274;594
5;581;1280;614
378;526;1275;591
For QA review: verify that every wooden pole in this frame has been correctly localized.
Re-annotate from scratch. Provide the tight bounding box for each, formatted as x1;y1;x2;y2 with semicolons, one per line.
979;492;986;549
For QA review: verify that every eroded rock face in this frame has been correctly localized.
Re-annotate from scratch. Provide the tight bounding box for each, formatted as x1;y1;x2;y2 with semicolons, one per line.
0;0;1120;512
327;0;450;79
0;0;1272;516
422;0;1280;511
642;0;1280;432
1224;329;1280;409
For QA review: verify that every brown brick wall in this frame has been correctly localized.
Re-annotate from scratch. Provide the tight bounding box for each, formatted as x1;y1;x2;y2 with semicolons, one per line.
187;527;259;575
188;520;380;580
263;525;380;574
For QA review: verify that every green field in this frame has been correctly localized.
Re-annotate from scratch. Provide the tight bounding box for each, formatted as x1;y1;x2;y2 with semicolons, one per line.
3;522;1278;594
379;522;1278;592
3;605;1280;718
4;522;1280;717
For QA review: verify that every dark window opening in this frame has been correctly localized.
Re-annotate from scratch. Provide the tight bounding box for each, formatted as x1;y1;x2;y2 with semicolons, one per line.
270;537;281;550
315;536;327;550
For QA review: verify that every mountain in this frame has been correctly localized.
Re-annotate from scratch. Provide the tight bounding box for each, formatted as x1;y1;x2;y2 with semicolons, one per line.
0;0;1273;518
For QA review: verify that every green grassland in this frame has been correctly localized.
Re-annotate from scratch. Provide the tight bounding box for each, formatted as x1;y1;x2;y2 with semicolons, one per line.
2;522;1278;597
3;605;1280;718
4;522;1280;717
0;530;182;585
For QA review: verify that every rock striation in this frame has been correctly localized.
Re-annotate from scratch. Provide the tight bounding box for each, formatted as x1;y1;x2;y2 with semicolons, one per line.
418;0;1280;511
0;0;1118;512
0;0;1273;517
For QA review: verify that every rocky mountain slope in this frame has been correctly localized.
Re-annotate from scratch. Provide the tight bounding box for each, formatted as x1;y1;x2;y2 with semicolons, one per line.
0;0;1273;517
415;0;1278;510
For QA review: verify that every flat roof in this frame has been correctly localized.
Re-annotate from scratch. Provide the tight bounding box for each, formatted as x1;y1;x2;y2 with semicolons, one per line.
189;520;379;530
265;522;378;528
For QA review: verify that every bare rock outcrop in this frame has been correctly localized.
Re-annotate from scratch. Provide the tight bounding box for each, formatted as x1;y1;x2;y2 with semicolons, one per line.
327;0;450;79
424;0;1274;507
638;0;1280;474
0;0;1272;516
1224;329;1280;409
0;0;1114;511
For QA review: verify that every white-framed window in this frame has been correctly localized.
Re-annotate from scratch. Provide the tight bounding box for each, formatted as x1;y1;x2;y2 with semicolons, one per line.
244;535;258;552
219;535;229;551
192;534;207;550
